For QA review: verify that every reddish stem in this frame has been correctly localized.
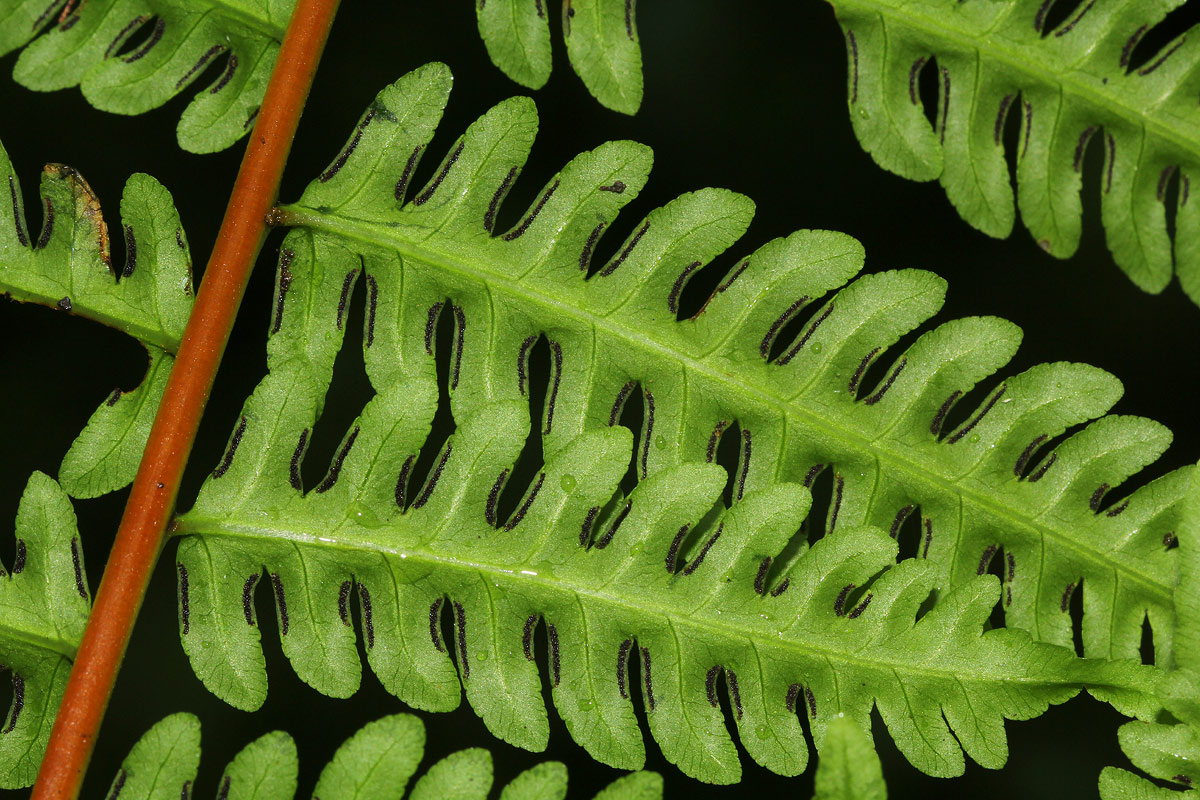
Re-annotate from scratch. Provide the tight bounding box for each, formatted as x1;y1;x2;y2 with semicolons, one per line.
30;2;340;797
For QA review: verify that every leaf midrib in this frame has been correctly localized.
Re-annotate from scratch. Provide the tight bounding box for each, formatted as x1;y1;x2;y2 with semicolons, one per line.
0;273;180;353
279;204;1173;611
0;617;78;662
835;0;1198;161
200;0;286;40
176;515;1118;693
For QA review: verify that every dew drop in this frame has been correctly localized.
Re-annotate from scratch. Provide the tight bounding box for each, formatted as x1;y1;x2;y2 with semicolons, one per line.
577;698;595;712
476;650;489;662
654;435;666;450
857;107;870;119
756;725;770;740
722;571;734;583
561;473;577;493
348;501;383;528
969;433;981;444
811;342;823;354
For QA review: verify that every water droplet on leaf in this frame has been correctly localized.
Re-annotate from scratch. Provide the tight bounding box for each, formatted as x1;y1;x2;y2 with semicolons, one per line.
348;502;382;528
811;342;823;354
654;435;666;450
756;725;770;740
561;473;577;493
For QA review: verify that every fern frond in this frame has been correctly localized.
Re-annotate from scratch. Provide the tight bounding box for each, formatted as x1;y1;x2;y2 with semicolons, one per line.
832;0;1200;301
276;62;1184;664
1101;721;1200;798
0;0;291;153
0;472;90;788
105;712;661;799
0;138;194;497
476;0;643;114
1099;464;1200;799
172;63;1158;786
812;715;887;800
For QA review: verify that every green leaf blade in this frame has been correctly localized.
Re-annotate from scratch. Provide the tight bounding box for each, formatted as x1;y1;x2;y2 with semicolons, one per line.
474;0;644;114
104;712;201;800
477;0;553;90
1100;766;1189;800
108;711;662;800
832;0;1200;300
562;0;643;114
9;0;290;153
220;730;298;800
0;139;194;497
58;347;173;498
177;64;1169;786
813;715;886;800
408;749;493;800
499;762;568;800
591;772;662;800
0;472;90;789
313;714;425;800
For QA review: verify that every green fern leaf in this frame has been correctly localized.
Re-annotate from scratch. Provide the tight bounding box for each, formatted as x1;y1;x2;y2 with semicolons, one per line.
173;63;1157;785
476;0;643;114
1099;465;1200;798
831;0;1200;301
0;0;291;153
1101;768;1191;799
812;715;886;800
0;138;194;497
1172;457;1200;669
106;712;661;799
104;712;202;800
275;62;1185;665
0;472;91;789
1100;721;1200;798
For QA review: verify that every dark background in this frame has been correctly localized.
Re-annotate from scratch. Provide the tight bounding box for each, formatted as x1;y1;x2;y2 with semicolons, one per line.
2;1;1200;797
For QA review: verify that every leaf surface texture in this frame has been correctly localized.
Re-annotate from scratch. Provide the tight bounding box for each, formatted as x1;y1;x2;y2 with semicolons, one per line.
0;0;293;152
476;0;643;113
1101;465;1200;799
0;472;91;788
812;715;887;799
832;0;1200;301
0;138;194;497
174;63;1164;784
104;712;661;799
